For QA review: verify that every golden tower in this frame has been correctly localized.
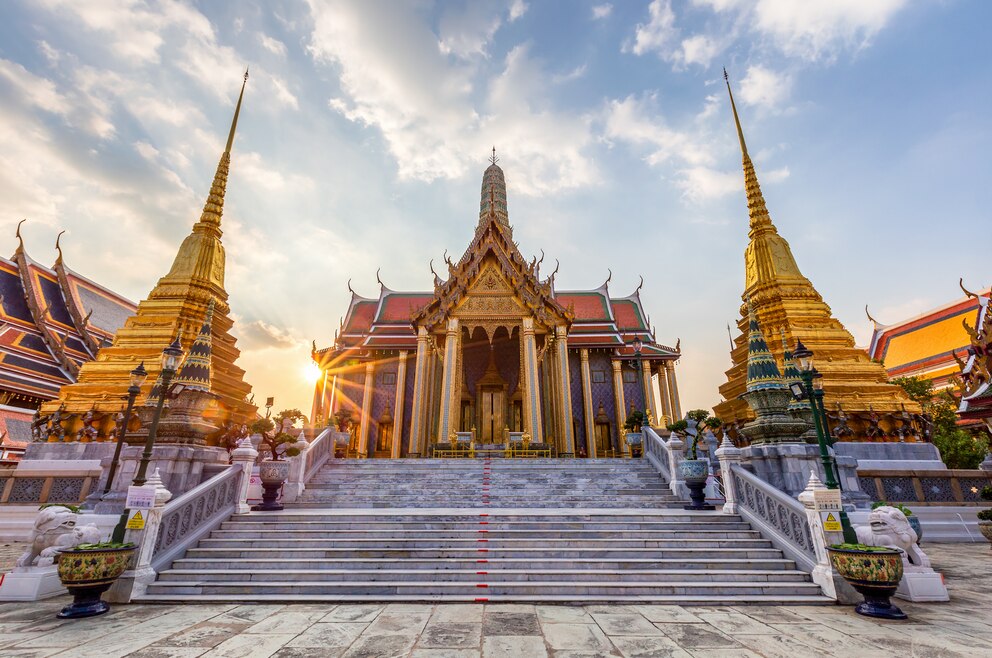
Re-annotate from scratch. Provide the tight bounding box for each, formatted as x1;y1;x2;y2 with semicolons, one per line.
714;70;918;437
42;72;255;434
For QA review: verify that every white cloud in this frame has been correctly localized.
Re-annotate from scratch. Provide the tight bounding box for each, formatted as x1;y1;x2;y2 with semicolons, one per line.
679;34;721;67
552;64;587;84
509;0;528;22
676;166;740;202
739;64;792;108
259;34;288;57
0;59;67;115
592;4;613;20
628;0;678;57
604;94;711;168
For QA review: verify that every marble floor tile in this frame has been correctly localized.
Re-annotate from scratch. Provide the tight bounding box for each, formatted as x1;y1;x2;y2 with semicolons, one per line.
590;612;664;636
686;648;763;658
535;605;592;624
631;606;702;624
154;620;252;648
419;622;482;649
124;648;210;658
728;606;807;624
341;633;417;658
609;636;693;658
212;605;287;625
271;649;344;658
410;650;481;658
481;635;549;658
244;609;330;635
694;611;778;635
199;633;295;658
767;622;896;657
482;604;536;614
657;624;741;649
433;604;484;623
284;621;367;649
541;623;612;652
733;633;830;658
483;611;541;636
364;611;431;635
322;604;384;623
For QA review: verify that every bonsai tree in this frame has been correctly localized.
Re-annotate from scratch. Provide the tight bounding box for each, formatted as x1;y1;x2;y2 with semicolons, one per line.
251;408;307;461
333;408;354;432
682;409;722;460
624;409;647;432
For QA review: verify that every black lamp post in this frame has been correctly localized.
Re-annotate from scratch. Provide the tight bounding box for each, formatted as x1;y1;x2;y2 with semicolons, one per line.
102;362;147;496
790;340;858;543
631;336;645;412
133;336;184;487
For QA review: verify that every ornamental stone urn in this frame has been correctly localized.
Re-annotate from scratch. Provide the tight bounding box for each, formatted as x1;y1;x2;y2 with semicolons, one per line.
678;459;713;511
827;546;907;620
56;544;136;618
253;460;290;512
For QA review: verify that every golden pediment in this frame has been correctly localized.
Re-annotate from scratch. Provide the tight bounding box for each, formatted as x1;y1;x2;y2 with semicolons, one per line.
452;294;527;318
467;262;513;296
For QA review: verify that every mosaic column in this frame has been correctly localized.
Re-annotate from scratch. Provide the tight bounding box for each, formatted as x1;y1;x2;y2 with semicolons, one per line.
656;363;672;425
437;318;460;443
580;349;596;458
408;328;429;456
358;360;375;458
666;361;682;420
641;358;657;426
522;317;543;441
391;351;408;459
611;358;630;457
555;326;575;456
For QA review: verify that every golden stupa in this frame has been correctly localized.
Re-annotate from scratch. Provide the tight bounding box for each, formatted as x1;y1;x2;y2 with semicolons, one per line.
714;71;919;439
41;72;255;434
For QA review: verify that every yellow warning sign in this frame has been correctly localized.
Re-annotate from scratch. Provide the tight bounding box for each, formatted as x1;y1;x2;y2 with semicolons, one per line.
126;510;145;530
822;512;842;532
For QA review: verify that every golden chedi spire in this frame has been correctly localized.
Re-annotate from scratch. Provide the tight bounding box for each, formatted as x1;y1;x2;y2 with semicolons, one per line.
714;69;918;439
42;71;256;436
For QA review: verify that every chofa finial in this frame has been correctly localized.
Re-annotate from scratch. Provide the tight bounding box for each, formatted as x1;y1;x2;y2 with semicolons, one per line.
959;277;978;299
490;146;498;166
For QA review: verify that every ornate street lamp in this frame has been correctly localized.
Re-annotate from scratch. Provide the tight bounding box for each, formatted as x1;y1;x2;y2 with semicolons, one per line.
133;336;185;487
102;362;147;496
791;339;858;542
631;335;645;410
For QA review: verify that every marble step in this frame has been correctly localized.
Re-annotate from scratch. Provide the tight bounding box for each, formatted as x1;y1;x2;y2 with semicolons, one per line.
156;568;811;583
171;557;800;571
196;537;773;550
183;547;786;560
219;521;754;531
135;593;832;604
209;529;763;540
144;580;823;597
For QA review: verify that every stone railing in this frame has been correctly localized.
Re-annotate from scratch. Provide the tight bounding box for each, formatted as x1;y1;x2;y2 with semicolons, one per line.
281;428;342;504
643;427;688;499
716;438;816;573
0;466;101;506
857;469;992;505
150;463;242;572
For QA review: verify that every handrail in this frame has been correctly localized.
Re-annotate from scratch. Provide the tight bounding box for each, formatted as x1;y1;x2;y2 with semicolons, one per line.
643;426;689;499
303;427;335;482
151;464;242;572
729;463;816;572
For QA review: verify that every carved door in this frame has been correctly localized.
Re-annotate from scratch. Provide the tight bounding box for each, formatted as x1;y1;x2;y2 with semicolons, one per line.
480;388;505;443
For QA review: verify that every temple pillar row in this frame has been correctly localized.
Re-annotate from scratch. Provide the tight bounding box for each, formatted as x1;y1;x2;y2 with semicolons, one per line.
408;327;429;456
522;317;543;441
437;318;460;442
657;362;672;425
358;360;375;458
556;326;575;456
611;358;630;457
391;351;408;459
579;349;596;458
641;358;657;426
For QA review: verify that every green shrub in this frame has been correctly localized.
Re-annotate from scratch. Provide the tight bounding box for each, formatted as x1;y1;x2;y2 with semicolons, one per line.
977;509;992;522
829;543;898;552
871;501;913;516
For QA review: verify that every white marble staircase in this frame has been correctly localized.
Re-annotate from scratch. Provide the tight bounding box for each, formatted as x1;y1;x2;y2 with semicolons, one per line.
138;457;830;604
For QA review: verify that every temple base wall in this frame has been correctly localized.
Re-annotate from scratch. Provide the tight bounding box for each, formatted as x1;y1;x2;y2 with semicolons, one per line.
742;442;870;507
835;441;947;471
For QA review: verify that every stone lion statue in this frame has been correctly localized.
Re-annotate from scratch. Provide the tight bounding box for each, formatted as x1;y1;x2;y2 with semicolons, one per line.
15;506;103;568
855;505;930;569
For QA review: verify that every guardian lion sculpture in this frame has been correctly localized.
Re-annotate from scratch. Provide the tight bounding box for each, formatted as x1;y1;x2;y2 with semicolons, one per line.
15;506;102;568
855;505;930;569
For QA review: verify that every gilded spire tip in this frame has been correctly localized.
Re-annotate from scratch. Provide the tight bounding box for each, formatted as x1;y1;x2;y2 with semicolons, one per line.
225;69;249;154
723;67;748;157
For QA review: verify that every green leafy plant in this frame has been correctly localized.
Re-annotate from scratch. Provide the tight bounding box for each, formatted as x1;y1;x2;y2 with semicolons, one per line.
829;543;898;552
871;501;914;517
682;409;722;460
40;503;80;513
980;485;992;502
252;408;308;461
977;509;992;522
624;409;647;432
666;420;688;433
70;542;135;551
893;376;989;469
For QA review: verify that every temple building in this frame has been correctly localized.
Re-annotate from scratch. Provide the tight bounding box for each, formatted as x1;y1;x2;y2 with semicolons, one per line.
36;73;256;444
311;155;682;458
866;285;990;392
714;71;921;441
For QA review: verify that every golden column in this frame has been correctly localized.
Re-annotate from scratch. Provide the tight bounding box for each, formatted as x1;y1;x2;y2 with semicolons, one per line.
357;361;375;458
555;325;575;456
408;327;429;456
522;317;543;441
579;349;596;458
656;362;672;425
437;318;460;442
391;351;408;459
611;358;629;457
641;358;657;425
665;361;682;421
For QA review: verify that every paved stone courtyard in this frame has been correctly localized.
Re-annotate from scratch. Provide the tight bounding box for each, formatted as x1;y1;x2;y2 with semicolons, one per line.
0;543;988;658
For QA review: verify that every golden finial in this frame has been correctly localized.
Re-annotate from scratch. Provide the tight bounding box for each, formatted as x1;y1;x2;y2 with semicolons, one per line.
55;230;65;262
225;67;249;155
490;146;499;166
959;277;978;299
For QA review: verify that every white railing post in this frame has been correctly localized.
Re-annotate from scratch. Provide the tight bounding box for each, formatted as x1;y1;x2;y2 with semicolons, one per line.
797;471;859;603
231;438;258;515
281;431;308;504
667;433;685;496
715;436;741;514
107;468;172;602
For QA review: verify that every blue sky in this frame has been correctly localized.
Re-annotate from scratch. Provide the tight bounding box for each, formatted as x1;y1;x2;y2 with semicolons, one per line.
0;0;988;416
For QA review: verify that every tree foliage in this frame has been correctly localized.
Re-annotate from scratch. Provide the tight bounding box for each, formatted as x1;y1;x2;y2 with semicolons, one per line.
250;409;306;461
892;376;988;469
